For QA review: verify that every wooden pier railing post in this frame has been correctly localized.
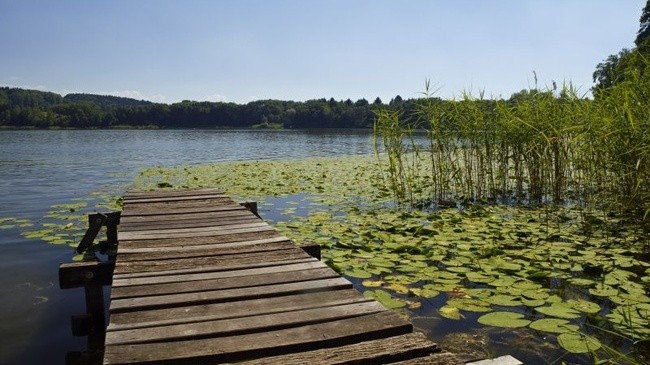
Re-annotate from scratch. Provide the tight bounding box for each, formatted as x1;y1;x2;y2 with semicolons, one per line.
300;243;321;260
240;201;260;218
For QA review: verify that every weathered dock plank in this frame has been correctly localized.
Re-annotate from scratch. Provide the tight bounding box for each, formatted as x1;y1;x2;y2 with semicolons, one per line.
122;188;223;199
233;332;449;365
107;289;373;331
110;277;354;312
111;260;326;287
102;188;458;364
120;205;247;217
106;300;390;345
117;230;284;249
104;311;412;364
120;215;260;231
110;266;340;298
112;257;316;280
114;247;312;274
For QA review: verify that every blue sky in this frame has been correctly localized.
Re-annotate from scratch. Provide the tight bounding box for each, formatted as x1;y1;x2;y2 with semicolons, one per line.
0;1;644;104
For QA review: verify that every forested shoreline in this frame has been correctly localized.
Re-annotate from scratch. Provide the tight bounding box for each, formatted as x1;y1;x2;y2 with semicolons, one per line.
0;87;410;129
0;86;598;130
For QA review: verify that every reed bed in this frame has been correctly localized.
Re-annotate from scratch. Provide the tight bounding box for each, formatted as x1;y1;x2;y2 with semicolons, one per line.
374;66;650;223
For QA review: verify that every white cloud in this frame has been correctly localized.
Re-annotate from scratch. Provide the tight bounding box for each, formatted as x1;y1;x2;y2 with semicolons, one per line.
98;90;168;103
147;94;168;103
205;93;227;102
3;80;48;91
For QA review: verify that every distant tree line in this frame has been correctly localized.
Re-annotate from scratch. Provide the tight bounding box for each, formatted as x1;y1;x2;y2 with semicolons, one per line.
0;86;574;131
0;87;425;129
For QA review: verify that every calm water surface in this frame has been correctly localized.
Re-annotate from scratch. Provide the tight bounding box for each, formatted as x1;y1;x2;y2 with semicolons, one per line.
0;129;375;365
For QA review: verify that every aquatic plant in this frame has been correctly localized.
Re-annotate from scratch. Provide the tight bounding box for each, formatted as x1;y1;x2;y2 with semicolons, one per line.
123;155;649;363
373;72;650;224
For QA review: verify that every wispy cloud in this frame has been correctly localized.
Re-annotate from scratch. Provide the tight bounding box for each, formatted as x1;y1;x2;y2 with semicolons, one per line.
3;79;48;91
205;93;227;102
95;90;168;103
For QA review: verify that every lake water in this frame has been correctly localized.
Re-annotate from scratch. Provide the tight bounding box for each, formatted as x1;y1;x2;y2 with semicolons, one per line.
0;129;376;365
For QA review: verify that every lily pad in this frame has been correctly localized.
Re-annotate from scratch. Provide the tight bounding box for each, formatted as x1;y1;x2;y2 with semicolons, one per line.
477;311;531;328
567;277;596;286
521;298;546;307
409;286;441;299
557;333;602;353
466;272;494;283
512;280;542;290
387;282;410;294
487;294;521;307
361;280;384;288
465;288;494;299
363;289;406;309
439;305;464;320
344;268;373;279
535;304;581;319
447;298;492;312
489;276;517;287
566;299;601;314
529;318;579;334
589;284;618;297
521;288;550;300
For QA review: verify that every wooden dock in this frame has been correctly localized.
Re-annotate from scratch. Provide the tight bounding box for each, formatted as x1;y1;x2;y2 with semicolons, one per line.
95;188;461;364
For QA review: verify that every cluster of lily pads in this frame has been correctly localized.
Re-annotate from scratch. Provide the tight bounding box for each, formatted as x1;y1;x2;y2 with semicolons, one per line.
0;189;124;260
129;155;649;362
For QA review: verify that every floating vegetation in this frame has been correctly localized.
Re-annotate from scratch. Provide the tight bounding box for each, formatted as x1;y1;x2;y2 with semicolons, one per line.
557;333;603;354
3;191;124;255
0;217;34;230
130;155;649;363
477;312;531;328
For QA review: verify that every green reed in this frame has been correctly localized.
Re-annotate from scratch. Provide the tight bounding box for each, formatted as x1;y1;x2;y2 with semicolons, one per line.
373;63;650;222
373;108;421;207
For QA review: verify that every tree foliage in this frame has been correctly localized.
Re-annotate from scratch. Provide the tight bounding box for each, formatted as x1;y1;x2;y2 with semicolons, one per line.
636;0;650;48
0;87;401;129
593;1;650;94
64;93;152;112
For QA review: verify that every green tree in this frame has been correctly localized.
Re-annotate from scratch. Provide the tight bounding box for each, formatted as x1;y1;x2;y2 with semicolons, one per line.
593;2;650;94
636;0;650;49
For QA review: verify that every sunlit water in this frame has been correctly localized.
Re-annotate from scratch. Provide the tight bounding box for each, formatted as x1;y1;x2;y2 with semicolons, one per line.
0;129;375;365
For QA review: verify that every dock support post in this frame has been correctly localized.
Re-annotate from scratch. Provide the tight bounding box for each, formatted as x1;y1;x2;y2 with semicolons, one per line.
60;261;114;364
61;211;120;365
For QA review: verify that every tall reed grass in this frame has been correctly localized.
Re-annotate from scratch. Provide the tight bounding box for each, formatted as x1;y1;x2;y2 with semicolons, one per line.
374;56;650;222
